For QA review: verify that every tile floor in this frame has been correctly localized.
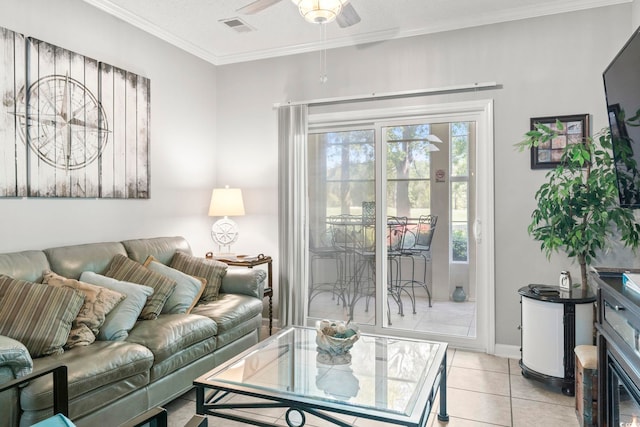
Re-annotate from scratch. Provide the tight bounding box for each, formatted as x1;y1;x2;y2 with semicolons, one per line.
163;327;579;427
309;291;477;337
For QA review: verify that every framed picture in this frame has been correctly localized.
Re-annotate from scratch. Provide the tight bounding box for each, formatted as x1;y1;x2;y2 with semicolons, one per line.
530;114;590;169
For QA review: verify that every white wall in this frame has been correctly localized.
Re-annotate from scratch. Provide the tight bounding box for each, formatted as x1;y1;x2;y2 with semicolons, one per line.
634;0;640;28
0;0;218;255
1;1;637;347
216;4;636;346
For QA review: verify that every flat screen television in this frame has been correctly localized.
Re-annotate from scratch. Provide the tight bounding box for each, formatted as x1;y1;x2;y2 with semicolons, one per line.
604;26;640;208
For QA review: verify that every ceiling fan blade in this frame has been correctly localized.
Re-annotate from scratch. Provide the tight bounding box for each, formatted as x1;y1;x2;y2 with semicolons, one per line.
337;3;361;28
237;0;283;15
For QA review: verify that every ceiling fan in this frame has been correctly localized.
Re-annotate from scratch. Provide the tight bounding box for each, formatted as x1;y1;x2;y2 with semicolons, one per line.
237;0;361;27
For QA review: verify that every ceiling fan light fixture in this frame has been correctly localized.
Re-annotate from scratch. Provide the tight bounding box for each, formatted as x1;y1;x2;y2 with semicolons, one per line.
291;0;349;24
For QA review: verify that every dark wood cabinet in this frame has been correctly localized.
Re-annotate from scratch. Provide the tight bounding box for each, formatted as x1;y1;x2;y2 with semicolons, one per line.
518;285;596;396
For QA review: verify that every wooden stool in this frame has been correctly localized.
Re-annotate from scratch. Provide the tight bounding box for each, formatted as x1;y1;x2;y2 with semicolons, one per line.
575;345;598;427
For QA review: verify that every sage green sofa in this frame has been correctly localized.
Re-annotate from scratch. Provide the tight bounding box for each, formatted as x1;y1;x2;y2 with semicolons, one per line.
0;236;265;426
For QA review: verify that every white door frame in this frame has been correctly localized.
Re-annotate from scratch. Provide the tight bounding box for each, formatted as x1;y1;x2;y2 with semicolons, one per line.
307;99;495;353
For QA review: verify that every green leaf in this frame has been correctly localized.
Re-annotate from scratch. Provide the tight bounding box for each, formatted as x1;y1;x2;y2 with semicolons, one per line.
516;126;640;287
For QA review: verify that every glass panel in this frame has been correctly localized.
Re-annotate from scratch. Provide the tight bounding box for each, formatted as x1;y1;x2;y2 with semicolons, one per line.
385;124;433;218
308;130;376;325
307;117;477;341
609;357;640;426
451;123;469;178
604;301;639;354
452;181;468;262
204;327;442;419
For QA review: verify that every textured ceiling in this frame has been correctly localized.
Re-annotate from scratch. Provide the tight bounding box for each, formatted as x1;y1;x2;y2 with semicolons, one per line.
82;0;629;65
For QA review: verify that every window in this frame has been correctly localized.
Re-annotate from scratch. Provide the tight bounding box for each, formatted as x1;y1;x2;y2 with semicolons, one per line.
384;124;434;218
450;122;470;262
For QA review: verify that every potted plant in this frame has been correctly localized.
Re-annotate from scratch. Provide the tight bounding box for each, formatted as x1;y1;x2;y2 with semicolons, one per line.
516;121;640;291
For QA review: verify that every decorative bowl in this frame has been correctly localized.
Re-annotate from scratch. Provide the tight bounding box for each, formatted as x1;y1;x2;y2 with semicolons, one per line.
315;320;360;356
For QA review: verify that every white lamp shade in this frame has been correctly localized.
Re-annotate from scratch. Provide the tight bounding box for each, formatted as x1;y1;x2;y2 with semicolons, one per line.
208;188;245;217
291;0;349;24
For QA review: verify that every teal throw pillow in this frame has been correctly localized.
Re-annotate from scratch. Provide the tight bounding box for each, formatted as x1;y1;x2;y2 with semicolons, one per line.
143;256;206;314
79;272;153;341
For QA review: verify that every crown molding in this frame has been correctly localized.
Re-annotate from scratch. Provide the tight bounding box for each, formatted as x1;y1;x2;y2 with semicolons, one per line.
81;0;222;64
82;0;631;66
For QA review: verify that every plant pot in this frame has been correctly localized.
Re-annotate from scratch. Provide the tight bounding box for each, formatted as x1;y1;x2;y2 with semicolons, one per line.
452;286;467;302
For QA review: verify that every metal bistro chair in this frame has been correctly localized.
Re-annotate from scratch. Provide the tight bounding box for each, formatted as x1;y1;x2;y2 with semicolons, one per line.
327;214;365;321
308;223;345;311
358;202;376;314
356;203;408;325
386;216;409;322
399;214;437;313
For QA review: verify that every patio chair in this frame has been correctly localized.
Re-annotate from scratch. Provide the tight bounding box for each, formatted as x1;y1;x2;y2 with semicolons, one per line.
398;214;437;312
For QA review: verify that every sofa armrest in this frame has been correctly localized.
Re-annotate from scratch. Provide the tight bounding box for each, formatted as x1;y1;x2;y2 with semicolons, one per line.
0;335;33;379
219;269;266;299
0;364;68;417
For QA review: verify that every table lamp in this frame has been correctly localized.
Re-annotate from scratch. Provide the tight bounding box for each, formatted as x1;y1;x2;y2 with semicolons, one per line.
208;186;245;253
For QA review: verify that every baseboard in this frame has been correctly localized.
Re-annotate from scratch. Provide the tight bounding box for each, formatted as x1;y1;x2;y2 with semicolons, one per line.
262;317;280;330
493;343;521;360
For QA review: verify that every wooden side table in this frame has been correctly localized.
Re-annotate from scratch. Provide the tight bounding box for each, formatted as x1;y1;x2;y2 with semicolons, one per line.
206;253;274;335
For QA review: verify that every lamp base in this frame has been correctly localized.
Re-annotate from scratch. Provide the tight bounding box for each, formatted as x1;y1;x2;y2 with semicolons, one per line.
211;217;239;253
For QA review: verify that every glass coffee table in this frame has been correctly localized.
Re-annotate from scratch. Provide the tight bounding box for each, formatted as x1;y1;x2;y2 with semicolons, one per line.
194;326;449;426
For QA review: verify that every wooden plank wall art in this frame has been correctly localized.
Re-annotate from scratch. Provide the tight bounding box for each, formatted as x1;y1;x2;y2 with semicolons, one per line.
0;25;150;198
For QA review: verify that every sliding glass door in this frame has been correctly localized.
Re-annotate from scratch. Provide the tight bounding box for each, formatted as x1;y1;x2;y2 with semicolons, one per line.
304;101;493;350
308;129;377;325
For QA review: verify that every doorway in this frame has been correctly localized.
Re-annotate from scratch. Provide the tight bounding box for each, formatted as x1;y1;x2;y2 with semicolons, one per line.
304;100;494;351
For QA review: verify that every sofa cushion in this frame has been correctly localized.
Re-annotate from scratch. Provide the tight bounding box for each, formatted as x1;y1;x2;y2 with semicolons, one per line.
79;272;153;341
42;271;126;348
21;341;153;412
0;250;50;283
220;268;267;299
44;242;128;280
169;251;227;302
143;256;206;314
122;236;192;265
104;254;177;320
126;314;217;365
0;276;84;357
191;293;263;335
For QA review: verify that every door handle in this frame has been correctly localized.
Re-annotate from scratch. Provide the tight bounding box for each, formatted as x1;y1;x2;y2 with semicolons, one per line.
474;219;482;243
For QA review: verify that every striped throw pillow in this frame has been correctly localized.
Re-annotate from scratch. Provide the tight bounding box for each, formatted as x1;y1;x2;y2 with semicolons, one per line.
0;275;85;357
169;251;227;302
104;254;177;320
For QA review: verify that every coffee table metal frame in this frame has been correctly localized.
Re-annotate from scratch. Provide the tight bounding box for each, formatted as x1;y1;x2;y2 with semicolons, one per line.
194;326;449;427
